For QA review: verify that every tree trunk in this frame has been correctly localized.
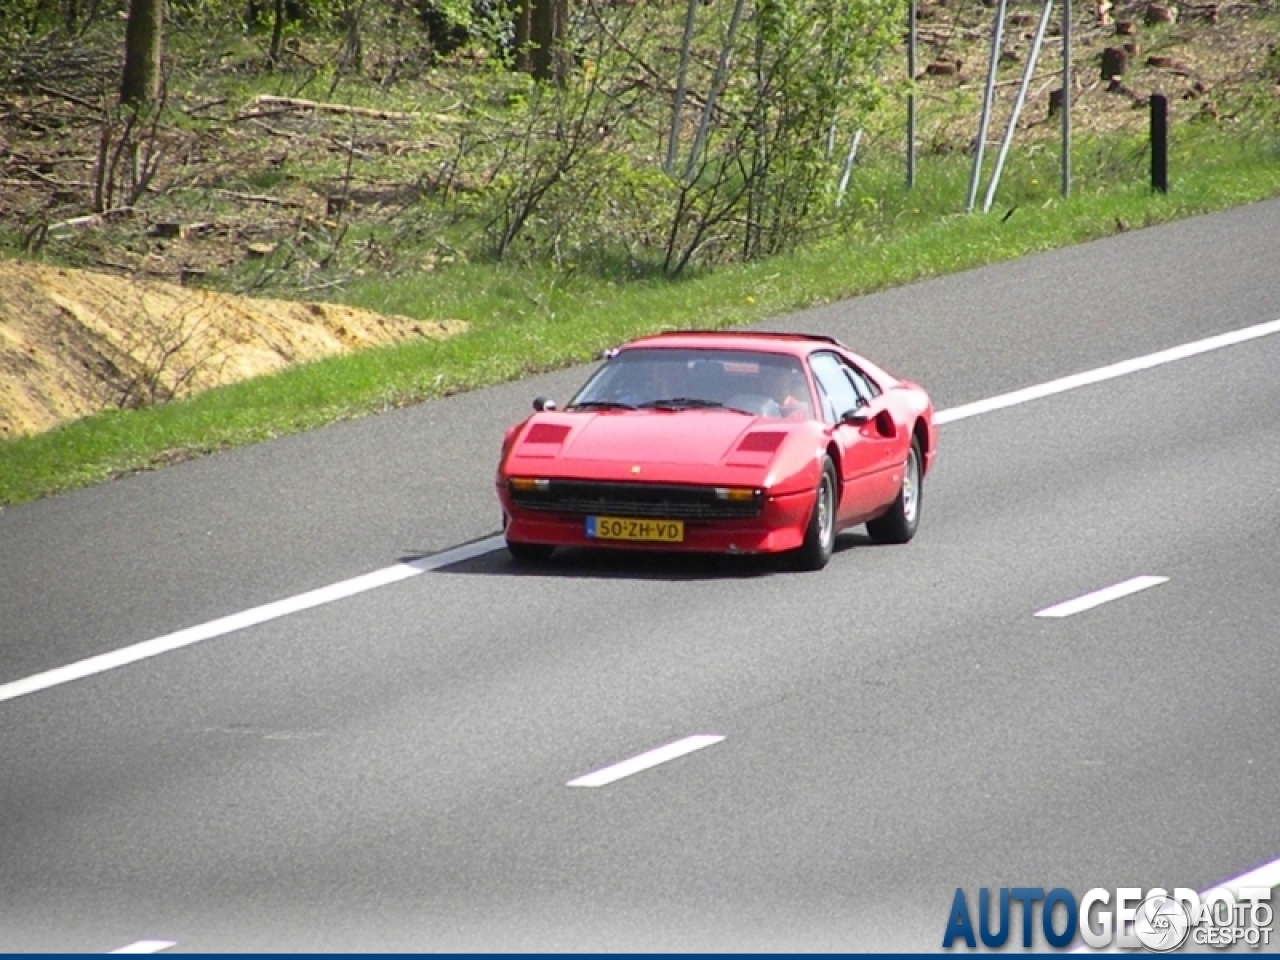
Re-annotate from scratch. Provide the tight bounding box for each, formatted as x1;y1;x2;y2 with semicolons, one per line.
267;0;286;70
339;0;363;72
528;0;570;85
119;0;162;107
512;0;533;72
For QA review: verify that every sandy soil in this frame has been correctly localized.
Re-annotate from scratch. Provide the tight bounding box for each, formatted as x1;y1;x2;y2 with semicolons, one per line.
0;259;465;438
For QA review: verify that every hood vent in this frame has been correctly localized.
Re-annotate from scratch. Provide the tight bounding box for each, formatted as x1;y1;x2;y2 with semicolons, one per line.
524;423;571;445
736;431;785;453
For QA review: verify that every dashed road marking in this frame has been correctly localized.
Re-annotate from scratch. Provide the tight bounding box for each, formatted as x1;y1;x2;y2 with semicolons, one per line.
568;735;725;788
1035;576;1169;619
109;941;176;954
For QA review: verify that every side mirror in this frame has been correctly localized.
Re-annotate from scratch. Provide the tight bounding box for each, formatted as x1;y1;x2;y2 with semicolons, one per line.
841;405;871;425
533;396;557;412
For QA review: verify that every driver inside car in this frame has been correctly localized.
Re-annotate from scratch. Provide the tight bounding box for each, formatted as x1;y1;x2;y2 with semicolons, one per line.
643;359;694;404
760;363;812;419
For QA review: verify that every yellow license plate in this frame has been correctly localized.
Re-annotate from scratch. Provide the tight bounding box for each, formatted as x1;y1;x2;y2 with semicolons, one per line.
586;516;684;543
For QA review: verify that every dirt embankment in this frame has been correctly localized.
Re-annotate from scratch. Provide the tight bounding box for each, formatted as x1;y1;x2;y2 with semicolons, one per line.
0;259;464;438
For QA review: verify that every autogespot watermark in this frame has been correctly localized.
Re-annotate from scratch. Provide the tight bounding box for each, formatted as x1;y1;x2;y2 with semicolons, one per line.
942;886;1274;951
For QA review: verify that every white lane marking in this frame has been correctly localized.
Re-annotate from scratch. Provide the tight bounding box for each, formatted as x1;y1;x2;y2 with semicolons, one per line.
405;534;507;573
1035;576;1169;618
110;941;176;954
935;316;1280;425
0;535;506;705
568;735;725;788
6;319;1280;705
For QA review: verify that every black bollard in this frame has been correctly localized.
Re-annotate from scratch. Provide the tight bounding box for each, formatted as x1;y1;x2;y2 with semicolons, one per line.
1150;93;1168;194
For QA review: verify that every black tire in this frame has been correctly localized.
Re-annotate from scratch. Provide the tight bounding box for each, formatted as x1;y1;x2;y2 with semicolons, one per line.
866;437;922;545
507;540;555;564
790;455;837;571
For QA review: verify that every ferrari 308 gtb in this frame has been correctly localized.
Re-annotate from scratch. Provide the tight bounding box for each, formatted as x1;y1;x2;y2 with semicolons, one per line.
496;331;936;570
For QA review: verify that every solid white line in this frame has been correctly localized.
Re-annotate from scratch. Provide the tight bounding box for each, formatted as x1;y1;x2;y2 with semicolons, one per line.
6;319;1280;705
0;536;506;705
0;564;418;704
109;942;176;954
1035;576;1168;618
404;534;507;573
567;735;725;788
935;317;1280;425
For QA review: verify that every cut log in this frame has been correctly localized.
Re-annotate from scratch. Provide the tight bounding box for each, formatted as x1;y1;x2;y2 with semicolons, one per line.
1147;54;1194;74
925;59;962;76
1101;46;1128;79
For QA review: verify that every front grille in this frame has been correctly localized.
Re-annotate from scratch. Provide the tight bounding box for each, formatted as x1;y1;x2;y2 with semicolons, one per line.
510;480;762;520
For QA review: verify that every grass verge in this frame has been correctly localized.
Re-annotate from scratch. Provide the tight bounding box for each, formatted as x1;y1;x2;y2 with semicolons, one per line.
3;125;1278;508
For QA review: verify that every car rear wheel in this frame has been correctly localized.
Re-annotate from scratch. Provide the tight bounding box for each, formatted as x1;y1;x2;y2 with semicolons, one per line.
790;455;837;571
866;437;922;545
507;540;555;564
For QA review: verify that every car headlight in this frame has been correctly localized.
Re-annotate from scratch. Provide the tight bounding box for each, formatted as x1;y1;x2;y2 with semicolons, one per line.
714;487;758;501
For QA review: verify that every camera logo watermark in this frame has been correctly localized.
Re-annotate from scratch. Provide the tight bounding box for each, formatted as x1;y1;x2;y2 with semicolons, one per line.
1133;895;1191;952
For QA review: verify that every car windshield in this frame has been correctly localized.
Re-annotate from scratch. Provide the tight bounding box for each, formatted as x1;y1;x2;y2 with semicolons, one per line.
568;348;815;419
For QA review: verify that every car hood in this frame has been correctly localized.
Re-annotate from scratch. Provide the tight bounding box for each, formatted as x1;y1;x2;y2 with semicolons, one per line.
562;410;757;464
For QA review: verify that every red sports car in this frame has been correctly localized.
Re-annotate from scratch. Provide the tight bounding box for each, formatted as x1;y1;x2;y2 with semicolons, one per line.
496;331;936;570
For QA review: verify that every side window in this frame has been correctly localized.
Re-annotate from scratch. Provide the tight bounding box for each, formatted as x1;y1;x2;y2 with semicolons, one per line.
845;364;880;405
809;353;862;424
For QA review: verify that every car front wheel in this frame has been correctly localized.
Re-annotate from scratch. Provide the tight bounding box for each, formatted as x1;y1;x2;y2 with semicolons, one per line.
790;455;837;571
866;437;922;545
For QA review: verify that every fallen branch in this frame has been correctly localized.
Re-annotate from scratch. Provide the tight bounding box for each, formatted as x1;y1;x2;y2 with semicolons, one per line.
48;207;136;232
326;135;447;155
87;258;138;274
239;95;416;121
52;215;102;231
5;171;93;188
35;83;103;114
212;188;307;209
182;97;229;117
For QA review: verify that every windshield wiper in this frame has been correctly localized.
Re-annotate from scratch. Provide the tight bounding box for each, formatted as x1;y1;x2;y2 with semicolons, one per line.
637;397;726;410
565;400;637;411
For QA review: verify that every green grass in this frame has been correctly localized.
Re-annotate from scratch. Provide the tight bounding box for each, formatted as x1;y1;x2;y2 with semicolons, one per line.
3;121;1278;508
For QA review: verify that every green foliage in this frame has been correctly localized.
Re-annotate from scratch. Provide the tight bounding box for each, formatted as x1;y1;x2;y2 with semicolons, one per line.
422;0;480;30
407;0;906;278
0;0;54;40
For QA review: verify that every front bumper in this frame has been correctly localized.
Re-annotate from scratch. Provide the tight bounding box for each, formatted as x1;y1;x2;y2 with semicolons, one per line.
499;486;815;555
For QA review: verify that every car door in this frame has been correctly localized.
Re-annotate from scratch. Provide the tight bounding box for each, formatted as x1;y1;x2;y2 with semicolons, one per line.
808;352;900;521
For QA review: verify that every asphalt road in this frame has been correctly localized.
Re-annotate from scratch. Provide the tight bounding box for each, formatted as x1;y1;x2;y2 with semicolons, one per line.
2;199;1279;952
